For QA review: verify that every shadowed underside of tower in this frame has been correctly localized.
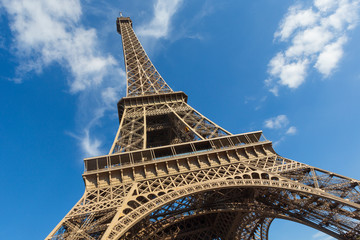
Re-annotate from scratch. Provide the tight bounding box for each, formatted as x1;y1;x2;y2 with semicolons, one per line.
46;17;360;240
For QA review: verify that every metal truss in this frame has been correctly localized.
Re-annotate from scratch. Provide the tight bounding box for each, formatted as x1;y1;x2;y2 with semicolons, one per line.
117;17;172;96
46;17;360;240
110;94;230;154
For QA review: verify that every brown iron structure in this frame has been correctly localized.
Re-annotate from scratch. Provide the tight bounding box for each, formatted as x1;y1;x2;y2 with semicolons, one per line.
47;17;360;240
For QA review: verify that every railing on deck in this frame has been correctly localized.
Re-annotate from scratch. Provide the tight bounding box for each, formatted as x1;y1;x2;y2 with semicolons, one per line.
84;131;268;173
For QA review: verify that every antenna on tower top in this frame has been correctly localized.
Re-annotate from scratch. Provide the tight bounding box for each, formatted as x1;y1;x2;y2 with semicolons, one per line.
119;12;123;17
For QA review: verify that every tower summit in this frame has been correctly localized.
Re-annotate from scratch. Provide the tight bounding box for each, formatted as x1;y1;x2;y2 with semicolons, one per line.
47;16;360;240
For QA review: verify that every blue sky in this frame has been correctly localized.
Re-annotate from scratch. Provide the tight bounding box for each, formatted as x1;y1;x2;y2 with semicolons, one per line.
1;0;360;239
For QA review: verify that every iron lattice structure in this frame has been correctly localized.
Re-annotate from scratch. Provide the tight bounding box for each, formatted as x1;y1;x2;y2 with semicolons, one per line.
47;17;360;240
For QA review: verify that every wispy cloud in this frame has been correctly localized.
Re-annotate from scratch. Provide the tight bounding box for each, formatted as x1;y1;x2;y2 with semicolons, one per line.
264;115;290;129
266;0;360;95
1;0;126;157
264;115;297;145
312;232;335;240
1;0;119;92
137;0;183;39
67;129;102;157
72;74;125;157
244;96;268;111
286;126;297;135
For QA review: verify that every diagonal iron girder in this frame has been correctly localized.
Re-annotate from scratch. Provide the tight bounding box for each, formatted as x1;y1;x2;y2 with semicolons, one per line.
46;16;360;240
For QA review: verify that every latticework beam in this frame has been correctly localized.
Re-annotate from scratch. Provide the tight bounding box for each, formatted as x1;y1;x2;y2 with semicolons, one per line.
46;16;360;240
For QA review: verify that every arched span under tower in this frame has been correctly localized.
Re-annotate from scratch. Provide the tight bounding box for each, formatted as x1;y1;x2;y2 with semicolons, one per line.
46;16;360;240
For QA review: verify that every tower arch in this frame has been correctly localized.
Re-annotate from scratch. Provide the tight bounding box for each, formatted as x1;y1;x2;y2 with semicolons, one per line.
46;16;360;240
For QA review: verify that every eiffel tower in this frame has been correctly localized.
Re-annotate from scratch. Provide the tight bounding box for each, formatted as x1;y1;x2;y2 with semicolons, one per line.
47;16;360;240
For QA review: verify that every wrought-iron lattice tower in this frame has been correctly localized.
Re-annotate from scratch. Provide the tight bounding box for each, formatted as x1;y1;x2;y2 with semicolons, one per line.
47;17;360;240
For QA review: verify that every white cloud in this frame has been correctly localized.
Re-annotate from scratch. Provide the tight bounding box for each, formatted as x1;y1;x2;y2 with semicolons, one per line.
322;1;360;30
286;126;297;135
101;87;120;106
264;115;289;129
1;0;126;156
269;53;309;89
267;0;360;94
72;68;125;157
285;26;333;57
275;7;319;41
273;136;286;147
264;115;297;146
137;0;183;39
1;0;119;93
315;0;338;12
315;36;346;76
67;129;102;157
81;130;102;157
